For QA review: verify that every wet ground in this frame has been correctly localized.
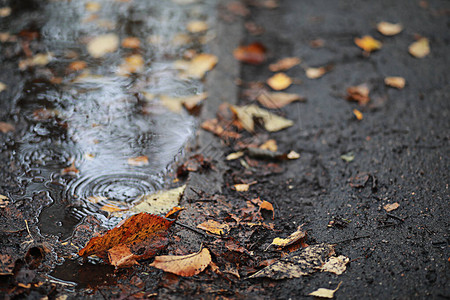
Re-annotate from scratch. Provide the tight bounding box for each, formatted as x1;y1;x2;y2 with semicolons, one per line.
1;0;449;299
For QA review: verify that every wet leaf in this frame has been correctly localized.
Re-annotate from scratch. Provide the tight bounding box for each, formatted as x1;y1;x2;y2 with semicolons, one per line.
117;54;144;75
100;202;126;213
267;73;292;90
233;42;266;65
353;109;363;120
384;76;406;89
269;225;306;249
349;172;370;188
354;35;382;53
383;202;399;212
321;256;349;275
409;38;430;58
150;247;211;277
121;37;141;49
61;162;80;176
377;22;403;36
226;151;244;161
260;200;274;219
286;150;300;160
67;61;87;72
227;1;250;17
85;2;101;12
0;121;14;133
186;20;208;33
340;152;355;162
160;93;207;113
234;183;250;192
127;155;149;166
0;82;6;93
0;195;9;209
309;282;342;299
197;220;230;235
269;57;301;72
230;104;294;132
174;53;218;79
260;139;278;152
249;243;335;279
78;213;174;267
19;53;52;70
347;84;370;105
87;33;119;58
0;7;11;17
164;207;185;220
257;92;305;109
0;254;14;275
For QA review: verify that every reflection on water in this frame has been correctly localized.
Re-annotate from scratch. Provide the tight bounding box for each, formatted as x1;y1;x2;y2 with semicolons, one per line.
5;0;216;236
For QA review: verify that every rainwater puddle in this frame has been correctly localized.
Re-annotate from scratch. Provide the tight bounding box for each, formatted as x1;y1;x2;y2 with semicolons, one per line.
4;0;216;241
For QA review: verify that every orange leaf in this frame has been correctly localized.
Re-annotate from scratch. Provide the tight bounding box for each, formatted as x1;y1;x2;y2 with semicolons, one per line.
78;213;174;266
259;200;274;219
354;35;382;53
165;207;185;219
353;109;363;120
0;122;14;133
233;42;266;65
150;248;211;277
121;37;141;49
67;61;87;72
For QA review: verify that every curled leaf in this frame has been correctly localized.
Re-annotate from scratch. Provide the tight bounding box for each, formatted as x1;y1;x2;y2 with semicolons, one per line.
347;84;370;105
230;104;294;132
269;225;306;249
150;248;211;277
309;282;342;299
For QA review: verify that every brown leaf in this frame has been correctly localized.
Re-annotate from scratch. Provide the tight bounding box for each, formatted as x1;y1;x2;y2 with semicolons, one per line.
233;42;266;65
67;61;87;72
197;220;230;235
0;122;14;133
354;36;382;53
78;213;174;267
200;119;241;139
266;73;292;90
122;37;141;49
384;76;406;89
230;104;294;132
409;38;430;58
269;57;301;72
383;202;400;212
257;92;305;109
347;84;370;105
150;248;211;277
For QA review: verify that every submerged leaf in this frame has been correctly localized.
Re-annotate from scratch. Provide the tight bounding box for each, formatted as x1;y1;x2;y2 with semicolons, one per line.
87;33;119;58
150;248;211;276
127;155;149;166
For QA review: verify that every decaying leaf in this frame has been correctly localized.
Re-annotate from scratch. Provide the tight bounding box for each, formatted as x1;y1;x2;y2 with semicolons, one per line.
353;109;363;120
87;33;119;58
257;92;305;109
246;147;286;161
409;38;430;58
0;82;7;93
78;213;174;267
197;220;230;235
269;57;301;72
267;73;292;90
230;104;294;132
186;20;208;33
377;22;403;36
173;53;218;79
226;151;244;161
234;183;250;192
233;42;266;65
383;202;399;212
384;76;406;89
269;225;306;249
0;122;14;133
127;155;149;166
347;84;370;105
150;248;211;276
308;282;342;299
354;35;382;53
249;243;335;279
160;93;207;113
321;256;349;275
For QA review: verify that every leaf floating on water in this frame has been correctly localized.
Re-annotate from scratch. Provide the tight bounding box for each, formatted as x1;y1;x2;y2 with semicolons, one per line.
0;122;14;133
321;256;349;275
174;53;218;79
408;38;430;58
383;202;399;212
186;20;208;33
269;57;301;72
354;35;382;53
230;104;294;132
249;243;335;279
87;33;119;58
266;73;292;91
78;212;174;268
384;76;406;89
377;22;403;36
127;155;149;166
308;282;342;299
233;42;267;65
257;92;305;109
150;247;211;277
197;220;230;235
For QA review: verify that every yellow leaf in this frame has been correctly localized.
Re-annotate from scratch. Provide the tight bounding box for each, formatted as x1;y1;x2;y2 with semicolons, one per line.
197;220;230;235
353;109;363;120
266;73;292;90
269;57;301;72
409;38;430;58
384;76;406;89
257;92;304;109
260;139;278;152
121;37;140;49
150;248;211;277
186;20;208;33
234;183;250;192
377;22;403;36
174;53;218;79
226;151;244;161
230;104;294;132
321;256;349;275
286;150;300;160
383;202;399;212
305;67;328;79
0;194;8;200
100;203;125;213
354;35;382;53
270;225;306;249
87;33;119;58
117;54;144;75
308;282;342;299
160;93;207;113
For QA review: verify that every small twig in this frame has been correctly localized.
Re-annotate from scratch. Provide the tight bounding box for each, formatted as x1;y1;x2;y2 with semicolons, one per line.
24;220;34;241
190;187;203;197
175;221;208;237
386;213;405;222
333;234;371;244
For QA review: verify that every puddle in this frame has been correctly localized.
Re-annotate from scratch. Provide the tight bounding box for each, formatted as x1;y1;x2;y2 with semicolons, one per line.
3;0;216;241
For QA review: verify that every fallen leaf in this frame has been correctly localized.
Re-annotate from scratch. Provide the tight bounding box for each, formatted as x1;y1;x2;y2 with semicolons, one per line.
164;206;185;219
286;150;300;160
0;82;7;92
174;53;218;79
78;213;174;267
309;282;342;299
354;35;382;53
186;20;208;33
340;152;355;162
117;54;144;75
260;200;274;219
127;155;149;166
227;1;250;16
226;151;244;161
321;256;349;275
249;243;335;279
0;7;11;17
260;139;277;152
230;104;294;132
201;119;241;139
384;76;406;89
257;92;305;109
86;195;107;204
409;38;430;58
233;42;266;65
383;202;400;212
160;93;207;113
0;122;14;133
377;22;403;36
347;84;370;105
305;66;330;79
0;195;9;209
121;37;141;49
61;162;79;176
269;225;306;249
267;73;292;90
234;183;250;192
197;220;230;235
67;61;87;72
150;248;211;276
87;33;119;58
269;57;301;72
349;172;370;188
19;53;52;70
353;109;363;120
85;2;101;12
